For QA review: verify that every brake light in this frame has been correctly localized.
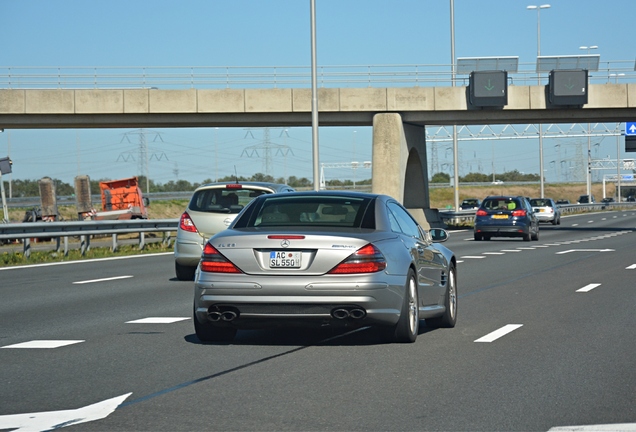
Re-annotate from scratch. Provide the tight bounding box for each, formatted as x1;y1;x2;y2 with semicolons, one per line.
179;212;197;233
328;244;387;274
476;209;488;216
226;184;243;189
511;209;527;217
267;235;306;240
200;243;242;273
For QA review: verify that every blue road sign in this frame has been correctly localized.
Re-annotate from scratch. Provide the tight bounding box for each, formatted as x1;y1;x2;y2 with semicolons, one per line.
626;122;636;136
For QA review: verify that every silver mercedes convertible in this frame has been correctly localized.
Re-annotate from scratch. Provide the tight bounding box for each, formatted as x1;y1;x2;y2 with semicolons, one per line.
193;191;457;343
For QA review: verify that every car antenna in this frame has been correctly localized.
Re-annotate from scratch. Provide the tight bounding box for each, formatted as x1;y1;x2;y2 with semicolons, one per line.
234;166;239;184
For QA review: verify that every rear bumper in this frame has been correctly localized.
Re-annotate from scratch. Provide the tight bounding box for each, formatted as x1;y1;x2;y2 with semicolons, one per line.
194;275;405;328
474;224;530;236
174;236;204;266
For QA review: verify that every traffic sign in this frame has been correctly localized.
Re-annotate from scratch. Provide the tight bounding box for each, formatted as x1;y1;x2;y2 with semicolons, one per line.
626;122;636;136
469;71;508;107
548;69;588;106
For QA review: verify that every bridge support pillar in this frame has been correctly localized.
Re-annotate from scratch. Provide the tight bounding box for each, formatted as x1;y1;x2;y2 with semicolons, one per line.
371;113;442;229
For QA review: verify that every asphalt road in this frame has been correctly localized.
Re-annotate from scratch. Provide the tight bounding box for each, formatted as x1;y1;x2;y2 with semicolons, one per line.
1;210;635;431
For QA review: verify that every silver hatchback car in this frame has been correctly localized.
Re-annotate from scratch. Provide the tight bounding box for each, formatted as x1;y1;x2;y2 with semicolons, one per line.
193;191;457;343
174;181;295;280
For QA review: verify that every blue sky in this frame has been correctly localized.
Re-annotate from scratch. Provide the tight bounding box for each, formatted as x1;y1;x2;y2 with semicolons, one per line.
1;0;634;186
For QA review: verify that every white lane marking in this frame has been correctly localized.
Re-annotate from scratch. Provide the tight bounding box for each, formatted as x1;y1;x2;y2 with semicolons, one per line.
549;423;636;431
483;252;505;255
626;264;636;270
556;249;615;254
0;392;132;431
518;247;536;250
577;283;601;293
474;324;523;343
73;275;134;285
457;260;464;263
534;245;549;248
544;243;561;246
572;223;579;227
500;249;522;252
588;220;594;223
0;252;174;271
460;256;486;259
126;317;189;324
2;340;84;349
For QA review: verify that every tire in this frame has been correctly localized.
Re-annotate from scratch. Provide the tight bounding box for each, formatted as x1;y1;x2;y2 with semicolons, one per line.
531;228;539;241
474;234;482;241
193;305;237;343
551;218;558;225
426;264;457;328
483;235;491;241
523;232;531;241
393;269;419;343
175;262;196;281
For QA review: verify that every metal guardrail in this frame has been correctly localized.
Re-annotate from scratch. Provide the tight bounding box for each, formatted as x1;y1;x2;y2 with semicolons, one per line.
0;219;178;258
438;202;636;226
1;61;634;89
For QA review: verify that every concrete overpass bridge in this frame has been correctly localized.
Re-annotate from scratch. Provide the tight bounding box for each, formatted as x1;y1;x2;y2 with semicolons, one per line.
1;83;636;226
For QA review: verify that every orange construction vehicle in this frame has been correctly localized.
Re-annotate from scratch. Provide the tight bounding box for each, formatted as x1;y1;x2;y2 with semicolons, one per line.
93;176;149;220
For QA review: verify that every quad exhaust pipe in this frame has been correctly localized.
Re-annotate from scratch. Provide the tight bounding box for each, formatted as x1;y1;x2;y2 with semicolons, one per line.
331;307;366;320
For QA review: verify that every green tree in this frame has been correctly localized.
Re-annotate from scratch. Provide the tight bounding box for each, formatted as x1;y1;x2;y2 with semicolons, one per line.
430;172;450;183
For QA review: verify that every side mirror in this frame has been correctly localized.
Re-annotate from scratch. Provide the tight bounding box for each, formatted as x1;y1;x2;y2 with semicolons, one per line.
429;228;449;243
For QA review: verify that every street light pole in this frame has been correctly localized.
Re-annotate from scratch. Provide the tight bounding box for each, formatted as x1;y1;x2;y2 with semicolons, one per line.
610;73;624;201
580;45;598;197
527;4;550;198
450;0;459;211
310;0;320;191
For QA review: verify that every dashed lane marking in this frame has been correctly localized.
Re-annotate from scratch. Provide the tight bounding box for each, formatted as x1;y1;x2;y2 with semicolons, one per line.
474;324;523;343
576;283;601;293
1;340;84;349
126;317;190;324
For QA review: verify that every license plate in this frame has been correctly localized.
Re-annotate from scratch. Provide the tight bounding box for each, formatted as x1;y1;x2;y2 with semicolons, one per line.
492;214;508;219
269;251;302;268
539;209;546;212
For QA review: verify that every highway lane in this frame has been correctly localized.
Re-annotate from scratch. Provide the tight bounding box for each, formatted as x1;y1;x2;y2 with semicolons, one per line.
0;210;634;431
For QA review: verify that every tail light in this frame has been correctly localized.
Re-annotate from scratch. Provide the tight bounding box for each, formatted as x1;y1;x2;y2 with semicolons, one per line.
328;244;387;274
179;212;197;233
476;209;488;216
200;243;242;273
512;209;527;217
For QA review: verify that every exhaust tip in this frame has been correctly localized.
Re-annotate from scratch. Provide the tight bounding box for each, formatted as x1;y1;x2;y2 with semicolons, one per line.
349;308;367;319
221;311;238;321
208;311;222;322
332;308;350;319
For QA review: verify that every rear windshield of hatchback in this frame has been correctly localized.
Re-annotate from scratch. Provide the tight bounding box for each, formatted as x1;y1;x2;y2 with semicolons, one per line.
529;199;550;207
189;187;269;214
482;198;522;211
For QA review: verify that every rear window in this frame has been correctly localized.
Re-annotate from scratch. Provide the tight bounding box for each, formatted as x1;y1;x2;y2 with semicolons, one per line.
235;195;375;228
188;187;269;214
482;198;522;211
529;199;549;206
